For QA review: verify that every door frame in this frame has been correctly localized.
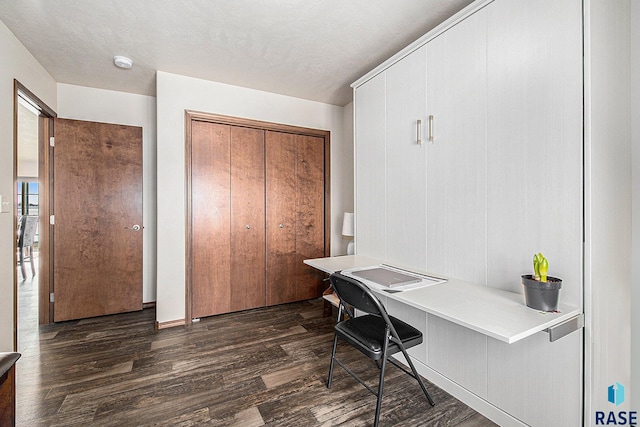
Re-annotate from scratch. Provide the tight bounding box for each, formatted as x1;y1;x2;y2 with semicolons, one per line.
13;80;56;349
183;110;331;326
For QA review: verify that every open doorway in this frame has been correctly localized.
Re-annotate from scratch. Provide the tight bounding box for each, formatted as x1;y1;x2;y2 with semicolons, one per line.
16;97;40;342
13;80;55;351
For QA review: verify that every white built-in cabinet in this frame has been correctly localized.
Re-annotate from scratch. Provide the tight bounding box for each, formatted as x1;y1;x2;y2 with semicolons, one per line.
354;73;386;261
385;47;428;270
482;1;583;425
353;0;583;426
425;8;487;285
355;46;428;269
485;0;583;306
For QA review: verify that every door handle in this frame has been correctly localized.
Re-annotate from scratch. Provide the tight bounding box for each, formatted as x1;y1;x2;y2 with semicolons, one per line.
125;224;141;231
428;115;434;143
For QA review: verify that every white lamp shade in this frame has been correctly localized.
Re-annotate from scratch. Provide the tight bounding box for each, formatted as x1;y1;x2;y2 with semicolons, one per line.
342;212;354;237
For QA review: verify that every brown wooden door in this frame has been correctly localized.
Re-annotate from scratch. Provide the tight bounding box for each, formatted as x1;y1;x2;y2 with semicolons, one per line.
294;134;326;300
230;127;265;311
191;122;265;318
53;118;143;322
191;121;231;318
265;131;298;305
265;131;325;305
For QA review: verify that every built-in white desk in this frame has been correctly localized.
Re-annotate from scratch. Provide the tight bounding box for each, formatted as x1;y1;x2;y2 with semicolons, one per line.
304;255;582;344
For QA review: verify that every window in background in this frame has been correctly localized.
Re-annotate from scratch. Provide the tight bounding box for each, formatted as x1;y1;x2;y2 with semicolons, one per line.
17;181;39;246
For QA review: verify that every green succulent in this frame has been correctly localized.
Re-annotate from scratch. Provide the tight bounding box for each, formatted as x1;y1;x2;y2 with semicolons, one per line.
533;253;549;282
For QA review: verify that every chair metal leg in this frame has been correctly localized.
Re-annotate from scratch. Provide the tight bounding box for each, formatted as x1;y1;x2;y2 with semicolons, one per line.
373;333;391;427
374;356;387;427
327;333;339;388
400;346;435;406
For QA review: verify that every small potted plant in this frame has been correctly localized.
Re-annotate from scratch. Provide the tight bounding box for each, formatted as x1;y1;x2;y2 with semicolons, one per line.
521;253;562;312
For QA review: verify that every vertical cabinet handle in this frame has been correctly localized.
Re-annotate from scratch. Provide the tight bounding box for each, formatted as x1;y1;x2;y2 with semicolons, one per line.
428;115;434;143
417;119;422;145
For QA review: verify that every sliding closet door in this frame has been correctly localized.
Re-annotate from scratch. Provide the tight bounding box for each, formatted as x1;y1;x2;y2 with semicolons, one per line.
265;131;298;305
229;126;265;311
189;112;329;318
265;131;325;305
191;122;265;318
192;121;232;318
295;134;326;301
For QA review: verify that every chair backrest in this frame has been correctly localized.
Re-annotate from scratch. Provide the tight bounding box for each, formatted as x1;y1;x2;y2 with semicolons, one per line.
18;216;38;247
330;272;388;319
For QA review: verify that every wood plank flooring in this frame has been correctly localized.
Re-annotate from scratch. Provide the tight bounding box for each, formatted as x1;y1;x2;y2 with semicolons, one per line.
17;279;497;426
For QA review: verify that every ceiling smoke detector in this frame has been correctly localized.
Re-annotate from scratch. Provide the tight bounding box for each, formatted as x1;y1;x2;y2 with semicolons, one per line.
113;56;133;69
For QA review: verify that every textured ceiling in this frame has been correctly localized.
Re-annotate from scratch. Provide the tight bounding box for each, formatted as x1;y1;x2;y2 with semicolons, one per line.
0;0;472;106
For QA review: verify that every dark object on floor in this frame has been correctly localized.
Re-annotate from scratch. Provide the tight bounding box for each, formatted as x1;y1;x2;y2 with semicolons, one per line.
0;352;21;427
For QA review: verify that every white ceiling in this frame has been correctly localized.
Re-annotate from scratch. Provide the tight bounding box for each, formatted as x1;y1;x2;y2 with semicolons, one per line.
0;0;472;106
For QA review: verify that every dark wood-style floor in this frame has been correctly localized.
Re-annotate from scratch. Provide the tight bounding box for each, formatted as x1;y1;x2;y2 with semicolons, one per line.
16;274;497;426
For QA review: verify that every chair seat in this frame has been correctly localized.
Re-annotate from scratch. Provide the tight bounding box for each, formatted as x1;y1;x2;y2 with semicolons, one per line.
335;314;423;360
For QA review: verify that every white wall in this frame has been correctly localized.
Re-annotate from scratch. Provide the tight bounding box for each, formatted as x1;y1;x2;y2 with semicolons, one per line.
337;102;355;255
0;20;57;351
156;71;350;324
57;84;157;303
631;0;640;412
584;0;632;417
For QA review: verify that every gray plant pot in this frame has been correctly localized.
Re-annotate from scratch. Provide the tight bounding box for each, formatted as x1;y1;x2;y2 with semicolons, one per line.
521;274;562;312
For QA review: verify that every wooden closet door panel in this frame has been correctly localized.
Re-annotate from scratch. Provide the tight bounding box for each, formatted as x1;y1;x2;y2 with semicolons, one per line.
192;121;231;318
265;131;297;305
295;135;325;301
230;127;266;311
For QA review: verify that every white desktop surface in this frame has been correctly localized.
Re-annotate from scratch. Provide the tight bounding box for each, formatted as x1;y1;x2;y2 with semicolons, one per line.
303;255;382;274
304;255;581;344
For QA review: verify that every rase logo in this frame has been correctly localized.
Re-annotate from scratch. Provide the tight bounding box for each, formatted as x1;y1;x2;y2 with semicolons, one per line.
595;382;637;426
609;382;625;407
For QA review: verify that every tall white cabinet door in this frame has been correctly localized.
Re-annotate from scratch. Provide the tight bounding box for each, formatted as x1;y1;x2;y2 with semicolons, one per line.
426;10;487;284
354;73;386;259
486;0;583;305
385;46;428;270
485;1;583;426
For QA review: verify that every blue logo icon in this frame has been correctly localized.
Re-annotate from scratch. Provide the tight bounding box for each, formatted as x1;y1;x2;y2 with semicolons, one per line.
608;382;625;406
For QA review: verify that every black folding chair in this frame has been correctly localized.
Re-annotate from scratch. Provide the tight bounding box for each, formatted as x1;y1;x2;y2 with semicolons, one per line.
327;272;435;426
